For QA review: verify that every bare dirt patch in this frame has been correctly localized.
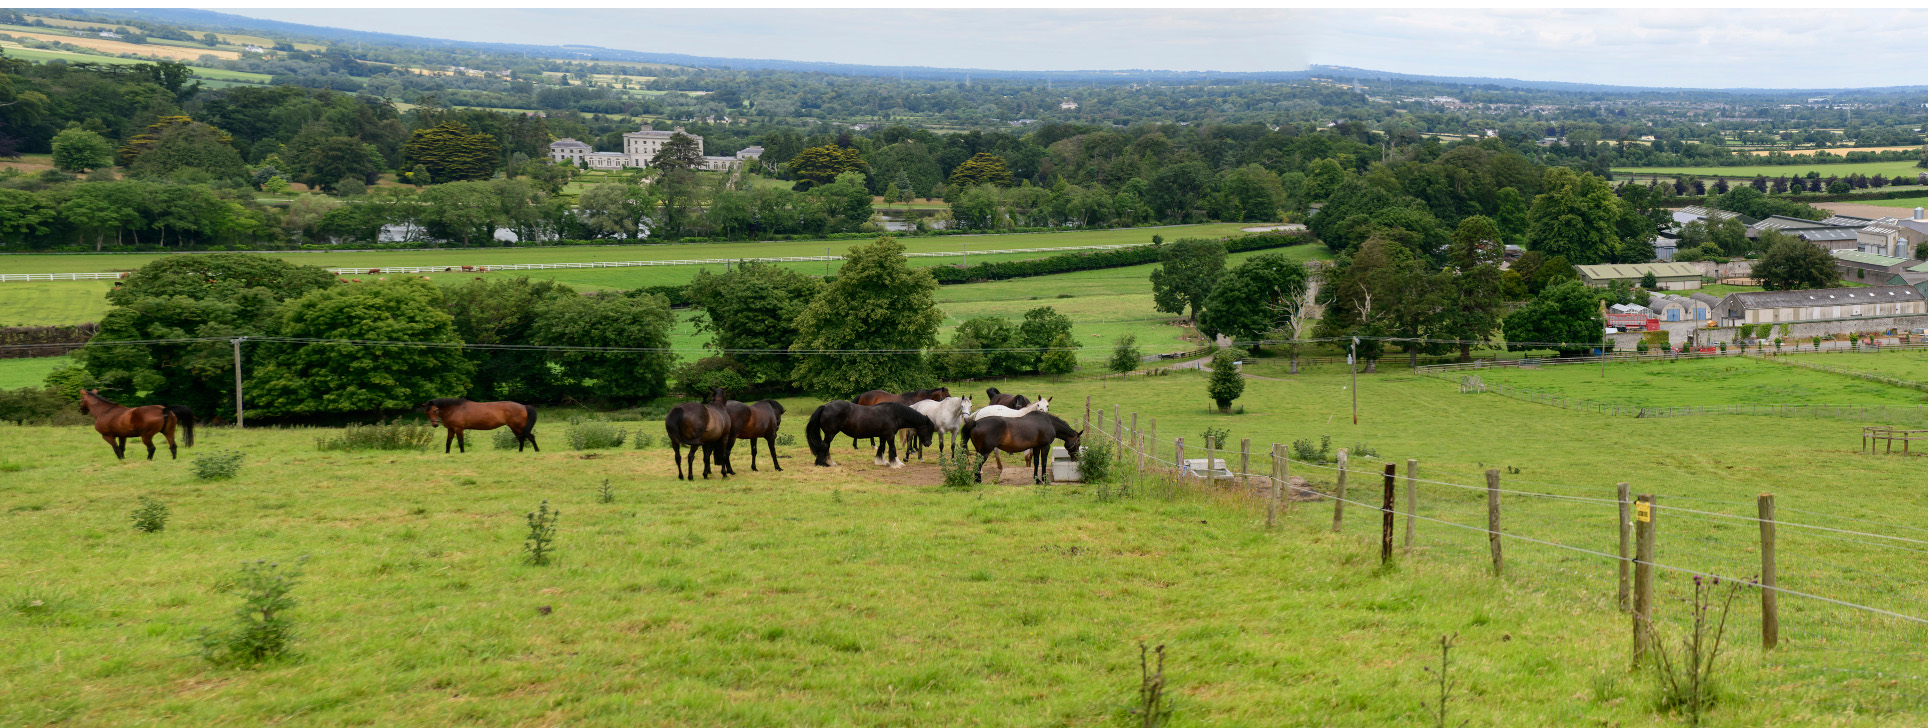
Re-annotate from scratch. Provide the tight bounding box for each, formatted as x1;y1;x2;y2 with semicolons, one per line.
1817;201;1926;219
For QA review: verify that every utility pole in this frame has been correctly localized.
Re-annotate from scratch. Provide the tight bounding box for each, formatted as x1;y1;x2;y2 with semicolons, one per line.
231;337;245;429
1350;336;1360;424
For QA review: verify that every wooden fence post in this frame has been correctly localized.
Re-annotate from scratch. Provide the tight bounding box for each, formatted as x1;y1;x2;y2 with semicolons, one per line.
1113;405;1124;463
1175;437;1185;479
1331;448;1349;533
1146;419;1156;470
1633;494;1657;666
1267;443;1282;529
1130;412;1140;469
1617;482;1631;613
1486;469;1502;576
1083;395;1091;434
1404;458;1418;552
1380;464;1397;564
1239;438;1251;490
1760;493;1779;651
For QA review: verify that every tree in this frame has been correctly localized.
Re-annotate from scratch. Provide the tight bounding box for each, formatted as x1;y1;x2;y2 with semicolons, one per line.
577;182;654;239
1017;306;1076;372
1753;234;1839;291
650;131;704;173
0;189;53;247
403;121;500;183
50;128;113;172
947;152;1012;188
443;276;577;401
1038;333;1078;380
1196;252;1310;348
1149;237;1227;321
250;278;473;416
529;293;676;402
1527;167;1626;265
126;121;248;183
1206;349;1245;414
1502;280;1604;357
1640;271;1659;289
785;144;866;189
301;137;380;193
688;262;825;386
1438;215;1507;361
1108;334;1141;375
790;237;943;397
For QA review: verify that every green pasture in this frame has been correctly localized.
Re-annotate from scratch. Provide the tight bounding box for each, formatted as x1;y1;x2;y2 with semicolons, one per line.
1613;161;1924;180
4;364;1924;724
1458;356;1923;407
1780;349;1928;385
0;355;70;388
1854;195;1928;209
0;281;114;326
0;43;270;82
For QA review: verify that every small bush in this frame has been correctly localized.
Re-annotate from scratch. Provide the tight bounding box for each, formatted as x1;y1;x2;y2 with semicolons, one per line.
567;419;627;450
491;428;519;450
524;500;559;566
1351;442;1380;459
938;452;976;489
131;496;169;533
596;479;615;504
190;451;245;481
631;430;657;449
315;422;433;451
199;558;305;666
1078;438;1114;485
776;432;796;447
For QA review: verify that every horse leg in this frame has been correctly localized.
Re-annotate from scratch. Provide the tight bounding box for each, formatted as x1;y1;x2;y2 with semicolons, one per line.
1035;446;1050;485
457;429;467;454
768;434;782;471
445;428;455;454
874;436;888;466
750;438;759;471
672;443;685;480
142;432;157;460
701;443;714;479
888;434;902;469
103;433;124;460
526;429;539;453
165;429;178;460
973;450;988;483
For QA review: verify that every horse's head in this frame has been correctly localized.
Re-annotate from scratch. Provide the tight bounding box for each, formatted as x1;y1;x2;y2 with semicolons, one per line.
1036;396;1052;413
1064;428;1085;460
933;387;951;400
958;396;973;415
77;389;108;414
710;386;729;405
422;402;444;428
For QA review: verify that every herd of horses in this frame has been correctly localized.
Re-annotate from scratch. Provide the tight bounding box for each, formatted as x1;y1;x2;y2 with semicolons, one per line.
75;384;1084;485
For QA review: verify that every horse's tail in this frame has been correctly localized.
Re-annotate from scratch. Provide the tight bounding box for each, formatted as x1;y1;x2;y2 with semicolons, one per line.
805;407;830;463
164;405;195;447
521;404;538;436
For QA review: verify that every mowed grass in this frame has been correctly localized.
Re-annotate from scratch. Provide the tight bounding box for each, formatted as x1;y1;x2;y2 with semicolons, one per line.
1462;356;1925;407
0;281;113;326
1613;161;1925;180
4;368;1924;724
0;224;1258;275
1855;195;1928;209
1781;349;1928;385
0;355;70;388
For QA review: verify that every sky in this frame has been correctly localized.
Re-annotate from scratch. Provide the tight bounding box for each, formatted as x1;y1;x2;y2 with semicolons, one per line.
222;8;1928;89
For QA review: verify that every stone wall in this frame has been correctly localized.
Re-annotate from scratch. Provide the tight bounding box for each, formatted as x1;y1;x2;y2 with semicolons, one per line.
1608;314;1928;351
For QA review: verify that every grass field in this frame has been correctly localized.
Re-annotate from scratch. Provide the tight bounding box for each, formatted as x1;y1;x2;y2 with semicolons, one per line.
0;28;239;61
1613;161;1925;180
1743;145;1923;157
1780;349;1928;384
4;362;1925;724
0;281;114;326
1458;356;1924;407
0;355;70;388
0;43;269;81
1853;196;1928;210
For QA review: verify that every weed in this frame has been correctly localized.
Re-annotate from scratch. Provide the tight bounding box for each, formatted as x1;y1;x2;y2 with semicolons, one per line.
1506;465;1521;475
1078;438;1114;486
315;422;432;451
775;432;796;447
1647;575;1743;725
1350;441;1380;459
190;451;245;481
596;479;615;504
198;557;305;666
566;419;627;450
1420;633;1468;728
130;496;168;533
631;431;657;449
1291;435;1335;465
939;453;976;489
491;428;519;450
524;500;559;566
1135;641;1172;727
1198;426;1230;450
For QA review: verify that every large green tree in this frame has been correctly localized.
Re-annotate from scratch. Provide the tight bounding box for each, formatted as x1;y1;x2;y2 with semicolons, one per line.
790;236;942;397
250;278;473;416
528;292;676;402
1196;252;1310;348
1753;233;1839;291
126;121;248;183
1502;280;1604;357
785;144;867;189
443;276;578;401
1017;306;1076;372
403;121;500;183
688;262;825;386
650;131;705;173
1526;167;1626;265
300;136;381;193
1206;348;1245;413
1149;237;1228;321
50;127;113;172
947;152;1012;188
1438;216;1508;361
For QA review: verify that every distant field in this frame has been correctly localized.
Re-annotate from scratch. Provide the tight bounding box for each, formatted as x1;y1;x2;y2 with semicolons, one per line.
0;281;114;326
1745;145;1923;157
0;28;238;61
1780;349;1928;385
1854;196;1928;209
1467;356;1923;407
0;152;58;174
0;43;269;81
0;355;71;389
1614;161;1924;179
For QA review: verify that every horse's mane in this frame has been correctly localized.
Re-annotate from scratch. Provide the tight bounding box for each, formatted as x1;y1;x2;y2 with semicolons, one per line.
425;398;473;409
84;390;121;407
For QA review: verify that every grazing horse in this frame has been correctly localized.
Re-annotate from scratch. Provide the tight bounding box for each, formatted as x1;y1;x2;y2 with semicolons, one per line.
805;401;933;468
665;392;736;480
718;390;786;473
963;412;1083;485
79;389;194;461
966;398;1051;468
849;388;948;448
903;396;973;460
983;387;1032;408
422;398;538;453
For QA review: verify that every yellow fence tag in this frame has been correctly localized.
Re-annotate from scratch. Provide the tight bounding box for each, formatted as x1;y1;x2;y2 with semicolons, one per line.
1635;502;1652;523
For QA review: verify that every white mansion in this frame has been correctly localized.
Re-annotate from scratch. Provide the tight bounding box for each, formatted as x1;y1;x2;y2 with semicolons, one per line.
549;126;763;171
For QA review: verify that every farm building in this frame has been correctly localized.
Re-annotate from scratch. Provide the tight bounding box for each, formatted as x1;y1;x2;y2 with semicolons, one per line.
1672;206;1751;227
1855;214;1928;257
1831;250;1910;281
1784;226;1861;252
1575;263;1703;290
1717;286;1926;325
1887;271;1928;297
1820;215;1874;228
1752;215;1832;233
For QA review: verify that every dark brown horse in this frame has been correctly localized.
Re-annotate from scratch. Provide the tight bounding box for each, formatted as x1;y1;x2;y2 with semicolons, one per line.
983;387;1031;408
962;411;1082;485
850;388;948;448
805;400;933;468
79;389;194;460
666;391;736;480
722;394;786;473
423;398;538;453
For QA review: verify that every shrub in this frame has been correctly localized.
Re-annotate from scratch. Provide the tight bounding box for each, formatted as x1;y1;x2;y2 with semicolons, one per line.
1077;438;1114;485
199;558;305;666
938;452;976;489
524;500;559;566
776;432;796;446
131;497;168;533
491;428;519;450
190;451;245;481
631;430;657;449
0;386;78;425
926;233;1303;284
315;422;433;451
566;418;627;450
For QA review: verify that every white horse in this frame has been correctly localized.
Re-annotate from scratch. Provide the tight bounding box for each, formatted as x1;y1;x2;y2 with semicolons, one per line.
904;396;972;459
967;396;1050;422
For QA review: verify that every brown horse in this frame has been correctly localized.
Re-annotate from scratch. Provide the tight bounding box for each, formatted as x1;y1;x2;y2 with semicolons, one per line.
983;387;1031;408
423;398;538;453
79;389;194;460
962;411;1081;485
850;388;948;448
723;395;786;473
666;390;736;480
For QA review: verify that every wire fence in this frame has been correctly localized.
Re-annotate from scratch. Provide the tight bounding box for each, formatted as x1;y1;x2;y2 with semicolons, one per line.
1074;397;1928;712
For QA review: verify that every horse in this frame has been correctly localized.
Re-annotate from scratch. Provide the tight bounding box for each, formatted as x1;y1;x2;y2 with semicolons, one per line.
849;388;948;448
965;398;1051;468
665;392;736;480
422;398;538;453
983;387;1032;408
805;401;933;468
902;396;972;460
78;389;194;461
962;412;1083;485
719;390;786;473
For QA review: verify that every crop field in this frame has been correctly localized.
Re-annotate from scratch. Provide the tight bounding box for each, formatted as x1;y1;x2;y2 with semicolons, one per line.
1612;161;1925;180
5;363;1926;724
0;44;269;81
1744;145;1924;157
0;281;114;326
0;28;240;61
1452;356;1925;407
1846;195;1928;210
